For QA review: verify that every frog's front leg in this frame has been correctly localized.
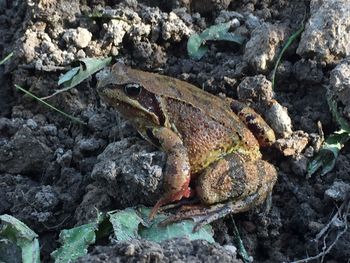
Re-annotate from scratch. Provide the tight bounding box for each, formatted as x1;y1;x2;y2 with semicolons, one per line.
147;126;191;219
161;152;277;231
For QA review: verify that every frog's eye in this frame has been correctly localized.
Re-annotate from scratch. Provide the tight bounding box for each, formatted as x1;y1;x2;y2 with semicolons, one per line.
124;83;142;97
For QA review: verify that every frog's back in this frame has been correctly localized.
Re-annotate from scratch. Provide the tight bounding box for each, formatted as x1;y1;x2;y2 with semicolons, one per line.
122;66;240;127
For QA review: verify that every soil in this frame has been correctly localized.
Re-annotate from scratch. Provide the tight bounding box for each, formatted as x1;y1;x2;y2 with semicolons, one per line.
1;0;350;262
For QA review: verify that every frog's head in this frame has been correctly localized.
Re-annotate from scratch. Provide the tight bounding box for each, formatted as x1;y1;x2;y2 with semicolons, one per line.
97;63;166;127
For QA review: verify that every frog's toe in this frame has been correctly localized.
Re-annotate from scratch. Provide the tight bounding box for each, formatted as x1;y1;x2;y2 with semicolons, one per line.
159;192;262;232
149;187;193;219
159;202;232;232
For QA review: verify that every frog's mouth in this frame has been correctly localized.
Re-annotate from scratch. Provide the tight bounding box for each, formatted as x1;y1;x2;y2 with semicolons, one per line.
97;84;160;126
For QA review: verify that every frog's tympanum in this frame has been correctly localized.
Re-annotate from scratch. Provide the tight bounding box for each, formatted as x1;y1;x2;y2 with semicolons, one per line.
97;63;278;230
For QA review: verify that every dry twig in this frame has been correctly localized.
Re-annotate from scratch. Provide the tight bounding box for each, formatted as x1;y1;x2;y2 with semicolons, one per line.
291;194;350;263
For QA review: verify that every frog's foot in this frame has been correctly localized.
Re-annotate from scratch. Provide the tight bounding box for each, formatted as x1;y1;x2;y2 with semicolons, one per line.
149;187;192;220
160;193;259;232
157;197;201;213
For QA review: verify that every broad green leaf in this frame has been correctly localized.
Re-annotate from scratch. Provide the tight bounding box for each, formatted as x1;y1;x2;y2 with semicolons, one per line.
187;22;245;60
0;214;40;263
187;34;208;61
108;207;214;243
43;57;112;99
138;207;214;243
57;67;79;86
108;208;146;241
51;213;103;263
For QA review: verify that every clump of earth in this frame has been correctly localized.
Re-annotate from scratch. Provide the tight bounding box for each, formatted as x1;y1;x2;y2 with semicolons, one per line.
0;0;349;262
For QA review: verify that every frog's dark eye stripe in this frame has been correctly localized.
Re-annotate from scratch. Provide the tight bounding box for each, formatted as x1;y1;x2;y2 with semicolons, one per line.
124;83;142;97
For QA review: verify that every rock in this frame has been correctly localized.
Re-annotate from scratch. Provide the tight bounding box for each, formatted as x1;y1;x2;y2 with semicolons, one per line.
223;245;237;255
237;75;274;102
293;59;323;83
74;184;112;225
161;12;192;42
243;23;286;72
62;27;92;48
325;180;350;202
265;100;293;138
328;57;350;121
191;0;231;15
56;149;72;167
19;30;40;63
214;10;243;25
26;119;38;130
103;19;132;46
275;131;309;156
40;124;57;136
290;155;309;176
34;185;59;209
75;137;106;153
91;138;165;207
236;75;292;139
245;14;261;30
297;0;350;63
56;167;84;209
0;117;20;136
0;127;53;176
76;238;241;263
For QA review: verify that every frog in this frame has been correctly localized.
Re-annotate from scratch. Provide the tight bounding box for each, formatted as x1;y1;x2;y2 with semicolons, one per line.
97;62;278;231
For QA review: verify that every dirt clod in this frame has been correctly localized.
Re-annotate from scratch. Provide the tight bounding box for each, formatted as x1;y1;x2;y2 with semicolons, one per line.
1;0;350;262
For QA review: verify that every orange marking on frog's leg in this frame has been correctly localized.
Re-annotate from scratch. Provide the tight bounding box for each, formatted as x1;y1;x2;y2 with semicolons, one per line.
149;176;191;219
229;99;276;147
148;127;191;219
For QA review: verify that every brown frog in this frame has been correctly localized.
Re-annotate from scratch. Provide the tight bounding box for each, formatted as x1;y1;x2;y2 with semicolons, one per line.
97;63;277;230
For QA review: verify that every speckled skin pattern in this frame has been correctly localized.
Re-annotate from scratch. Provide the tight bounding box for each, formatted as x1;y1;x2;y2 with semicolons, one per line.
97;63;277;218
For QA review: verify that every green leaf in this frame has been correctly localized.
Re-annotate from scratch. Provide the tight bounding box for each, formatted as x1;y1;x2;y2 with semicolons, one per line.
307;94;350;177
0;52;13;65
108;208;146;241
57;67;80;86
307;131;350;178
15;85;86;125
271;23;304;89
138;208;214;243
231;216;250;263
108;207;214;243
0;214;40;263
327;95;350;133
187;22;245;60
51;213;104;263
43;57;112;100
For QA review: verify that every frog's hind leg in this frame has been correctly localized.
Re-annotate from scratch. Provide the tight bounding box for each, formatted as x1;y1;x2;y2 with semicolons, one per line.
160;153;277;232
229;99;275;147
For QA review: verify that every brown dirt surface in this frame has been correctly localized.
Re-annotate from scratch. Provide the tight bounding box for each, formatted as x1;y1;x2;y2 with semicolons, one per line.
0;0;349;262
